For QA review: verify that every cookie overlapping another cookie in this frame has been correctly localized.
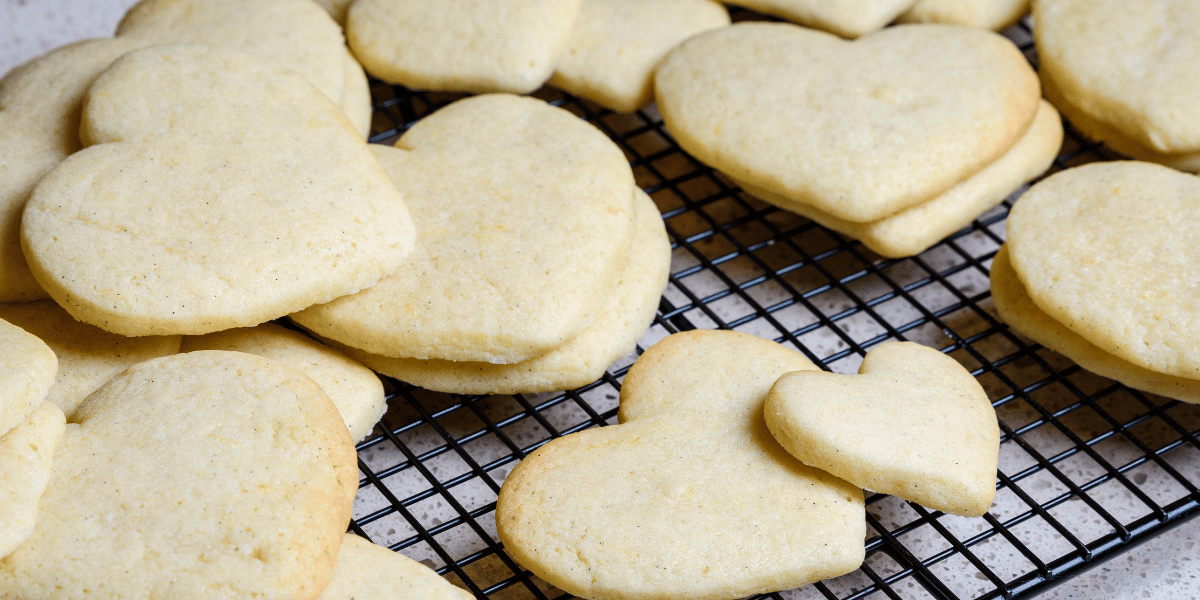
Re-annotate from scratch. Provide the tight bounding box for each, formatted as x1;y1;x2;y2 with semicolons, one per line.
993;161;1200;403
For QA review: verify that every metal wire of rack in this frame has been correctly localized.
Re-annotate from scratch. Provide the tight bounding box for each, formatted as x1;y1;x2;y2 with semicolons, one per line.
344;15;1200;600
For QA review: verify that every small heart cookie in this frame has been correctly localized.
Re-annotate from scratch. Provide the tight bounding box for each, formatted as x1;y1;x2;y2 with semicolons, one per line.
292;94;636;364
655;22;1039;223
347;0;581;94
317;534;475;600
765;342;999;517
0;351;357;599
22;44;414;337
333;188;668;395
897;0;1029;30
497;330;865;600
0;402;65;558
181;322;385;443
0;300;180;418
0;318;57;438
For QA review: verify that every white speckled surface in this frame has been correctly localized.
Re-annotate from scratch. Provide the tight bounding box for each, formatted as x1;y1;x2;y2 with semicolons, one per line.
2;2;1197;599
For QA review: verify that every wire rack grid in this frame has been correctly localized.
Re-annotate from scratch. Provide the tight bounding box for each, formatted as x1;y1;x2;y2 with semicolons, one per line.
342;16;1200;600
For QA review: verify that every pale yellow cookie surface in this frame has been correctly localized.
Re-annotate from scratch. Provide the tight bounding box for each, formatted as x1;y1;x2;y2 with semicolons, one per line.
497;330;865;600
337;188;669;395
293;94;635;364
991;246;1200;403
0;351;357;600
181;322;385;443
0;300;180;418
317;534;475;600
0;318;57;438
897;0;1028;30
0;38;146;303
117;0;371;138
23;44;414;337
1034;0;1200;156
655;22;1039;223
347;0;581;94
723;0;918;38
766;342;999;517
0;402;65;559
1006;161;1200;380
549;0;729;112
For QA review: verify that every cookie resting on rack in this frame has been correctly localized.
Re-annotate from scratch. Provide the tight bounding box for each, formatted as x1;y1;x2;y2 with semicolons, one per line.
292;93;638;365
316;534;475;600
0;402;65;559
994;161;1200;402
721;0;917;38
21;44;414;337
497;330;865;600
655;22;1046;257
328;188;669;395
765;341;1000;517
897;0;1029;30
347;0;581;94
0;317;57;437
0;351;358;600
181;322;386;443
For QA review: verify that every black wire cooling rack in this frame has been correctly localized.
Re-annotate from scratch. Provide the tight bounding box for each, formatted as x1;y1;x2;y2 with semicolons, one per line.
344;16;1200;600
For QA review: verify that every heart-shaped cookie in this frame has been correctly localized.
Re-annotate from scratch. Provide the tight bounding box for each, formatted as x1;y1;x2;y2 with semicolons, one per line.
22;44;414;337
347;0;581;94
0;351;357;599
897;0;1030;30
117;0;371;138
292;94;636;364
497;330;865;600
0;318;57;437
765;341;998;517
318;534;475;600
1007;161;1200;380
655;22;1039;223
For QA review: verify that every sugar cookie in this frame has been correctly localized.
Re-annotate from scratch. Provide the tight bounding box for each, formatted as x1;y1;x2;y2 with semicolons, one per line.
292;94;636;364
897;0;1028;30
181;323;386;443
317;534;475;600
0;351;357;599
766;342;999;517
347;0;581;94
722;0;917;38
549;0;729;112
655;22;1039;224
22;44;414;337
0;317;57;437
0;402;65;558
331;188;669;395
497;330;865;600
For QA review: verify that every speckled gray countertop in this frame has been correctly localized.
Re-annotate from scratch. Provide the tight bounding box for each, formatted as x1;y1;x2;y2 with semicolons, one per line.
2;2;1196;599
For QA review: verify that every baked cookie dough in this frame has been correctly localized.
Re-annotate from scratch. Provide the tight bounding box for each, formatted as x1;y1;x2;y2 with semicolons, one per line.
0;300;181;418
497;330;865;600
317;534;475;600
0;351;357;600
331;188;669;395
117;0;372;138
292;94;636;365
0;402;65;559
0;317;57;437
655;23;1040;226
766;342;999;517
181;322;386;443
897;0;1028;30
549;0;729;112
1034;0;1200;171
23;44;414;337
347;0;581;94
722;0;917;38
